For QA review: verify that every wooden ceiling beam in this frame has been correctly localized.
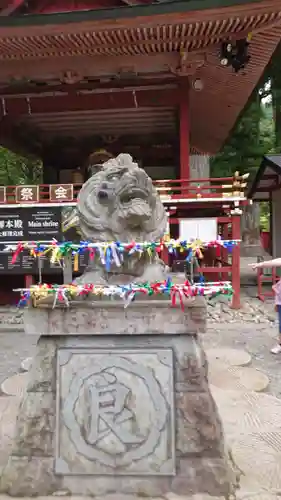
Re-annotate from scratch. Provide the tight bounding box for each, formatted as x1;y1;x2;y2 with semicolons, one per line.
0;86;179;118
0;53;178;83
0;77;175;96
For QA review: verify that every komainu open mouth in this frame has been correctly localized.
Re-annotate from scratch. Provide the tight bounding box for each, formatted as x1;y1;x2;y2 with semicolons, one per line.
119;188;147;205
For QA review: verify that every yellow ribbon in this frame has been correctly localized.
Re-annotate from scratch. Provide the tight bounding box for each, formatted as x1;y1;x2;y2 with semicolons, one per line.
50;247;60;264
73;253;79;272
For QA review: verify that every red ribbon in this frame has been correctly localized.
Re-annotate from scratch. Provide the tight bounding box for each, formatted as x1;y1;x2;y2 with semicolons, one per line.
12;242;24;264
89;249;95;260
151;282;162;293
126;241;136;251
171;286;184;310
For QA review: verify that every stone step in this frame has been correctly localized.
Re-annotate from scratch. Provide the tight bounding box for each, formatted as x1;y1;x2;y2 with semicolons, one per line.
0;372;28;397
208;362;269;392
205;347;252;367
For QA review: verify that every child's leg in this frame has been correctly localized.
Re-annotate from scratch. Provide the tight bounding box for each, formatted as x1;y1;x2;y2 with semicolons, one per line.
271;304;281;354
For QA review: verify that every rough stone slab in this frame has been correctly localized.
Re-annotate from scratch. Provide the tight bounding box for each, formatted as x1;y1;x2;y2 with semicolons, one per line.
24;299;206;336
27;337;56;393
59;457;233;497
175;392;224;456
0;457;61;496
12;392;55;457
0;397;21;468
62;475;172;497
171;457;235;497
174;338;208;390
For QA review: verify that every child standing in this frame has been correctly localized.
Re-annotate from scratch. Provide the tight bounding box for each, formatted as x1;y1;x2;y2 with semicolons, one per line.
251;258;281;354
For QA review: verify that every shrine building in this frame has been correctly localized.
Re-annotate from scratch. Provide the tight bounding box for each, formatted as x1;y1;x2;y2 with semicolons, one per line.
0;0;280;307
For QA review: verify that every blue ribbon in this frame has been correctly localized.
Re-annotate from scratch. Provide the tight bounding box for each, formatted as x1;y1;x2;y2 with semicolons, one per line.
105;246;112;272
18;291;30;307
185;249;193;262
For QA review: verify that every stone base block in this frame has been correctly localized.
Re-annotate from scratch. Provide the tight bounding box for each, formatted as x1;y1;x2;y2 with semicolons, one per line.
60;456;234;497
0;300;234;497
0;457;61;497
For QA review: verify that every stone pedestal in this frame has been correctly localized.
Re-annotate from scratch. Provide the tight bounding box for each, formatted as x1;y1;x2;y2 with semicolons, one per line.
0;299;235;498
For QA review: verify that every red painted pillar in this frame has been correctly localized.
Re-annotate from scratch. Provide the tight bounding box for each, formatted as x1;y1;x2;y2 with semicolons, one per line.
221;222;229;281
179;80;190;190
231;214;241;309
25;275;33;288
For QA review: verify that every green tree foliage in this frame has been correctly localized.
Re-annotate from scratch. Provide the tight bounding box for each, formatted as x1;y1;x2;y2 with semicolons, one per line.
260;202;270;232
211;88;274;178
0;147;42;185
263;41;281;151
210;61;278;235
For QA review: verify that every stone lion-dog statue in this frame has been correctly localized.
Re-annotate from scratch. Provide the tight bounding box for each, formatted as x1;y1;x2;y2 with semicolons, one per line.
74;153;168;285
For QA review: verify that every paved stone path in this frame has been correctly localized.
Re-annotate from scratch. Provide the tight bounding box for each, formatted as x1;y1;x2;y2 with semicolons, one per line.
205;323;281;398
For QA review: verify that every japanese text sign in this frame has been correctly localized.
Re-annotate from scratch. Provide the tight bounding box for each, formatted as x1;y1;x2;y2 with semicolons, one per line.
50;184;73;202
15;185;39;204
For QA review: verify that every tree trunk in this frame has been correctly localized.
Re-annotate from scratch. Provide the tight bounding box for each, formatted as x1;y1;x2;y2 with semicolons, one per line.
240;202;265;257
190;154;210;179
241;203;260;245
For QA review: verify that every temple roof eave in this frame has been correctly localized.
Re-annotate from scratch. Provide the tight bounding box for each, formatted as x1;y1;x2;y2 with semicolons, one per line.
0;0;278;30
0;0;280;155
247;155;281;200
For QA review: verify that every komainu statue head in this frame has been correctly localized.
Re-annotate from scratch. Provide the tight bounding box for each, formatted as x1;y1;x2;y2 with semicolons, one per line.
77;153;167;242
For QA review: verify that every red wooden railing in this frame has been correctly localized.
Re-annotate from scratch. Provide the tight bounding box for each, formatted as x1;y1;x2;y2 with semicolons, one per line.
257;267;279;302
0;175;247;205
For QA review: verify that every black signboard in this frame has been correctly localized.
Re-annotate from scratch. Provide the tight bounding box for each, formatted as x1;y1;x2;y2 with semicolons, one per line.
0;207;62;274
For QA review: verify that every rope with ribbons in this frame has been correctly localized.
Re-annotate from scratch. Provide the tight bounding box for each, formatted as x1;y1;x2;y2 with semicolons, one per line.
14;279;233;310
10;238;240;273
